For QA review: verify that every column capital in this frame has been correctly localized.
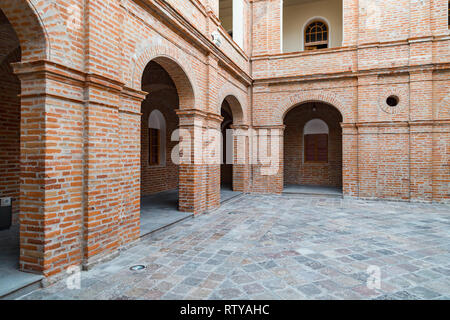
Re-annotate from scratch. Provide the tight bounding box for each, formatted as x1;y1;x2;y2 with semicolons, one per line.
230;124;249;130
176;109;225;127
253;125;286;131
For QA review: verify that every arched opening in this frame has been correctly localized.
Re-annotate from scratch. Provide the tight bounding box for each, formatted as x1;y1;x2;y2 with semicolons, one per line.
282;0;343;53
283;102;343;195
0;5;46;297
140;58;193;236
221;101;233;189
220;95;244;202
304;20;329;50
148;110;167;166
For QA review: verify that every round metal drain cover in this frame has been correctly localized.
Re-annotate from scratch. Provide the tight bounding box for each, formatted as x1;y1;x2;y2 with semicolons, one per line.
130;265;146;271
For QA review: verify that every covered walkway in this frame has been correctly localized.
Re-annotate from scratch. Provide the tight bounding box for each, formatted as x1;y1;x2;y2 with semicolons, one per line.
0;226;43;299
283;185;343;197
140;187;243;237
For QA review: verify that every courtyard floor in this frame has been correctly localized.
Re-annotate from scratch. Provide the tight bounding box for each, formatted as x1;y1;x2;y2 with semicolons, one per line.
17;194;450;300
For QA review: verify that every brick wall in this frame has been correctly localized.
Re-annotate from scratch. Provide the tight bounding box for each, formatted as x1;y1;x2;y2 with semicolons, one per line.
0;0;447;282
284;103;343;188
0;46;20;224
141;94;180;195
251;0;449;203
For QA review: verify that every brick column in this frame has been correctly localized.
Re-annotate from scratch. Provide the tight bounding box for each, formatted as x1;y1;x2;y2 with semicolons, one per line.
231;124;250;193
342;123;359;198
409;70;433;202
13;61;85;277
409;0;431;39
251;0;283;55
117;88;146;247
176;109;208;214
431;121;450;203
82;75;124;269
342;0;358;47
356;124;378;199
251;125;285;194
410;122;433;202
205;113;223;211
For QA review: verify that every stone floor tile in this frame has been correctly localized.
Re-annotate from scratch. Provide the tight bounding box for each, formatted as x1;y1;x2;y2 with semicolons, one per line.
14;194;450;301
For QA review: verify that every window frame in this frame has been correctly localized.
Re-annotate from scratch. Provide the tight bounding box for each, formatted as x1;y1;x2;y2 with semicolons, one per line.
148;109;166;167
304;20;329;51
304;133;329;164
148;128;161;166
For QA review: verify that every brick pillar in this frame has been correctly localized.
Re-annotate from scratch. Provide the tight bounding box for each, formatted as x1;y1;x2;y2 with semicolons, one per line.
342;123;359;198
357;124;378;199
83;75;123;269
176;109;208;214
13;62;46;275
409;70;433;202
409;0;431;39
204;54;221;210
231;125;250;192
251;0;282;55
410;122;433;202
251;125;285;194
118;89;146;247
13;61;85;277
342;0;358;47
432;121;450;202
205;114;223;211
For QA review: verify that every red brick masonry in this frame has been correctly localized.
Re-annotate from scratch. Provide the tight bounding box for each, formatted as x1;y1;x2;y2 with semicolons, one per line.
0;0;448;280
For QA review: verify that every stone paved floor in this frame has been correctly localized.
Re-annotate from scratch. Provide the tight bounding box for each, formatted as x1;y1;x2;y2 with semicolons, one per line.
140;188;242;236
140;190;192;236
283;185;342;196
18;194;450;300
0;225;43;298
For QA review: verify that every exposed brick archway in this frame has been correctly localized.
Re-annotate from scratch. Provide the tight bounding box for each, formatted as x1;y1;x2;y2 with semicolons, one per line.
131;41;198;110
142;56;195;111
284;102;343;189
0;1;49;275
269;92;349;198
137;52;202;215
217;83;248;125
218;86;250;193
220;95;245;125
275;91;348;125
0;0;49;61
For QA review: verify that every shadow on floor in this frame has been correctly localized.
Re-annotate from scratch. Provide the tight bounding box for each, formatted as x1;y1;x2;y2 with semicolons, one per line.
140;189;192;237
0;225;43;298
283;184;343;197
140;187;243;236
220;184;242;203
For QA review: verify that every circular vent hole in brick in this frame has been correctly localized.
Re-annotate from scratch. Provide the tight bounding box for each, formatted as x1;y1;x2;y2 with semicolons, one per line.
386;95;399;107
130;265;146;271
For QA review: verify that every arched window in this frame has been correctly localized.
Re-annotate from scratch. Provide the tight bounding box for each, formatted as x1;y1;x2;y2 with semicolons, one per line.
304;119;329;163
304;20;328;51
148;110;166;166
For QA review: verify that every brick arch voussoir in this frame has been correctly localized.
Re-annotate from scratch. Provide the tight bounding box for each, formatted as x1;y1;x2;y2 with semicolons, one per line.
131;42;198;110
217;82;248;126
0;0;51;61
276;91;347;125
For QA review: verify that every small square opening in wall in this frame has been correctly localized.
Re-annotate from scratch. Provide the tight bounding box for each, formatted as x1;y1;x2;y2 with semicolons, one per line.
1;197;12;207
0;197;12;231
